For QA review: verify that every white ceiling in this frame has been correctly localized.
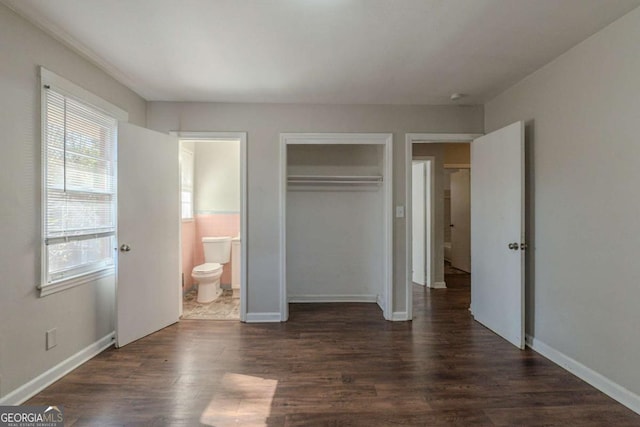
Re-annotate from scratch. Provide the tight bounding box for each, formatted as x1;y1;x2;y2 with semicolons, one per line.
5;0;640;104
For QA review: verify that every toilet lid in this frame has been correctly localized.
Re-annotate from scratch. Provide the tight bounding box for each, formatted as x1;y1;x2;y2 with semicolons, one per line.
193;262;222;274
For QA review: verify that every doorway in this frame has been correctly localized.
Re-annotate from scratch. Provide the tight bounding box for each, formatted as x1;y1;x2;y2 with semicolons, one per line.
405;134;481;320
412;143;472;289
405;126;526;350
175;132;247;322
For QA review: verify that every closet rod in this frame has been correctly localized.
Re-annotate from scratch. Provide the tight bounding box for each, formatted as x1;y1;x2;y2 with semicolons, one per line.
287;175;383;184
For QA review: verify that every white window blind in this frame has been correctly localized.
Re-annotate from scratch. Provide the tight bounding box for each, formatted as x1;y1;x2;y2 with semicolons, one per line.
43;88;117;284
180;147;194;219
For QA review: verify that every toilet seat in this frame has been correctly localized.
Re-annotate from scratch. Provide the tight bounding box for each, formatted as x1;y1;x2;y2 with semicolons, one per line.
192;262;222;276
192;262;223;303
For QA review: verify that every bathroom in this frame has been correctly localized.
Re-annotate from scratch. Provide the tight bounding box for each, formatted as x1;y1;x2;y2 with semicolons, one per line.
179;138;242;320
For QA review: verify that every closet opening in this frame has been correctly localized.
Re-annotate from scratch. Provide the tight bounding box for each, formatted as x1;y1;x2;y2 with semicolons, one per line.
279;133;393;321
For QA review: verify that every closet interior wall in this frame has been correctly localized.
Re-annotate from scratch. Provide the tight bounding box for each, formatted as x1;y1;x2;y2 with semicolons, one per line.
286;144;385;304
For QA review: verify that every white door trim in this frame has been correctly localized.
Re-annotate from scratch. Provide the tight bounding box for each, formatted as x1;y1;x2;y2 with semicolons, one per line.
280;133;393;321
404;133;482;321
172;131;248;322
411;160;426;286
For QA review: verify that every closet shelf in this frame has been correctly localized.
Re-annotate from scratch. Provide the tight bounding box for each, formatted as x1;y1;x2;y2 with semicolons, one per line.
287;175;383;185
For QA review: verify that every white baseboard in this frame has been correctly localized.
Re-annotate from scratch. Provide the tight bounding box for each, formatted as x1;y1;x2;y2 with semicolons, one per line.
287;294;378;303
376;294;385;311
430;281;447;289
391;311;410;321
245;312;282;323
526;334;640;415
0;332;115;405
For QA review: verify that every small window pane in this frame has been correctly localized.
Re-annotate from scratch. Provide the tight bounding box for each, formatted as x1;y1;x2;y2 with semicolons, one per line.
47;236;114;282
180;148;194;219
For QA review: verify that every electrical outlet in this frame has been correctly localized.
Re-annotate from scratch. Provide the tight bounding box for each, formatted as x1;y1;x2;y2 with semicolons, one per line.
46;328;57;350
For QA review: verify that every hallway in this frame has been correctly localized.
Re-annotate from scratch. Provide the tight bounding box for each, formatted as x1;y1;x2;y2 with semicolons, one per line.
26;274;639;425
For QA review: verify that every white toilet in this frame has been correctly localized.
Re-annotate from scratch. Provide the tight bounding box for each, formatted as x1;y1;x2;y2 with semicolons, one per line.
192;236;231;303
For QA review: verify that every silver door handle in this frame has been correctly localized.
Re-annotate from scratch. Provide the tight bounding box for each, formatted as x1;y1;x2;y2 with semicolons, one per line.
120;244;131;252
508;242;519;250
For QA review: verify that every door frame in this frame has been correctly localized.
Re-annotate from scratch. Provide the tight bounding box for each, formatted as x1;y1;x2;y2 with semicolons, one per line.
411;157;434;287
404;133;482;320
172;131;248;322
279;133;393;321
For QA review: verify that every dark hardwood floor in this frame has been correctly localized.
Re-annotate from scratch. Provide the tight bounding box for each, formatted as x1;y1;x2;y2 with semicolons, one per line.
26;273;640;426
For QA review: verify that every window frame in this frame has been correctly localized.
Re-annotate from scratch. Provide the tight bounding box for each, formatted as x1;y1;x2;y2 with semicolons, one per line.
39;67;128;297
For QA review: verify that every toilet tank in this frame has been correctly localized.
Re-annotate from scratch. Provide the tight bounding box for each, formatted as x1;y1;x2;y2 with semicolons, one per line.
202;236;231;263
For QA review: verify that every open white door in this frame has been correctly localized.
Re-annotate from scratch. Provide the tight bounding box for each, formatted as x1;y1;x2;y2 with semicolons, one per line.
450;169;471;273
411;161;425;285
117;123;180;347
471;121;525;349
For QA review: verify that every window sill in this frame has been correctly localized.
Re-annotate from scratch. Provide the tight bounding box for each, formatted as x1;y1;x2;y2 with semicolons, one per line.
182;218;195;223
39;268;115;297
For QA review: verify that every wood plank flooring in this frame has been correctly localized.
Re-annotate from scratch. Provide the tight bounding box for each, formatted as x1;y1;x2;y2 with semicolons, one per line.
26;273;640;426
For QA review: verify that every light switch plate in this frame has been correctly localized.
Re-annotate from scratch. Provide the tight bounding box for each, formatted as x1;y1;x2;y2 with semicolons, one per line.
395;206;405;218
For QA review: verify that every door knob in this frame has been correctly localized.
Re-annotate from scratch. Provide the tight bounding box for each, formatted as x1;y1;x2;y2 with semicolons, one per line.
120;244;131;252
508;242;519;250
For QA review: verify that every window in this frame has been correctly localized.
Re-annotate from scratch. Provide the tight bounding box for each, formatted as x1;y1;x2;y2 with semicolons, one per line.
180;146;194;220
40;68;127;296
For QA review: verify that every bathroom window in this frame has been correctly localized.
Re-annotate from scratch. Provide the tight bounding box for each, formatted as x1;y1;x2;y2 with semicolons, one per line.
180;147;194;220
40;68;126;296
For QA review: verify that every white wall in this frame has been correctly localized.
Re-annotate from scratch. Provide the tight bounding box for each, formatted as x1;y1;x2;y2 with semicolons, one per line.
147;102;483;316
287;190;384;300
193;140;240;214
485;6;640;399
0;4;146;399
